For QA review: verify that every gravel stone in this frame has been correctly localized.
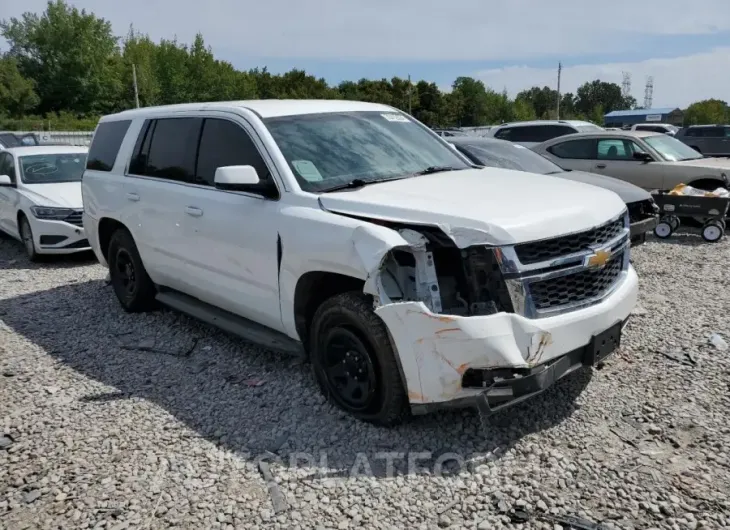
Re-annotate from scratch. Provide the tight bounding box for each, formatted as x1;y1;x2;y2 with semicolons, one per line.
1;233;730;529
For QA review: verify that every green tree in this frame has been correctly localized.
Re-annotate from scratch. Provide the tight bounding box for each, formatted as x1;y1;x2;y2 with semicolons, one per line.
575;80;629;117
450;77;490;126
0;55;39;116
513;98;537;121
1;0;122;114
515;86;558;119
683;99;729;125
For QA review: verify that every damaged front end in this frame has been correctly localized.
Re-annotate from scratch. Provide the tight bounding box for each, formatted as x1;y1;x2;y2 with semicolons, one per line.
347;211;638;415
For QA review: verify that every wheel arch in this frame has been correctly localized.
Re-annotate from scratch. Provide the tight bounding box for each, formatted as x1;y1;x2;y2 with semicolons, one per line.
97;217;128;262
293;271;365;351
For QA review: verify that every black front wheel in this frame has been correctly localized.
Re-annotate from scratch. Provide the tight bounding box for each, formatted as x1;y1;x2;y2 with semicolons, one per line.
310;292;408;426
107;228;158;312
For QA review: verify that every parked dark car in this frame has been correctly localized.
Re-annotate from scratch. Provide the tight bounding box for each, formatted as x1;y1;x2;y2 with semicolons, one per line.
449;136;659;245
675;125;730;156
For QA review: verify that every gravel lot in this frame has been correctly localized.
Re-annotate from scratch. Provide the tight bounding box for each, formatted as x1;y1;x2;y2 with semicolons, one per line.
1;231;730;530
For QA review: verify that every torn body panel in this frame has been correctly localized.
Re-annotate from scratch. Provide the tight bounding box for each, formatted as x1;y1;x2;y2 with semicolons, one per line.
376;265;637;407
352;217;638;410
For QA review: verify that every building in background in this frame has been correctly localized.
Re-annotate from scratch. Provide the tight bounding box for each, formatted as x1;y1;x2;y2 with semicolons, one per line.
603;108;683;128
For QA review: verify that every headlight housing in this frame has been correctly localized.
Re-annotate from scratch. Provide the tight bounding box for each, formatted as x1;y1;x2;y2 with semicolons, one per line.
30;206;75;220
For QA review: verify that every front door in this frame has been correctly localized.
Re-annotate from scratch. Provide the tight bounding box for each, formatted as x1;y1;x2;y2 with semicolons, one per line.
179;116;284;332
592;138;664;190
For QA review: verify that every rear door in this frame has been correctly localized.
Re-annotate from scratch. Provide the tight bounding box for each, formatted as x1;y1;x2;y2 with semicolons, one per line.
125;116;203;292
541;138;598;172
702;127;726;155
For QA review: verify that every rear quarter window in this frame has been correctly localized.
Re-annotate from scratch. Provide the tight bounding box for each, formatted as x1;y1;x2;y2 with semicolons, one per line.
547;139;597;159
86;120;132;172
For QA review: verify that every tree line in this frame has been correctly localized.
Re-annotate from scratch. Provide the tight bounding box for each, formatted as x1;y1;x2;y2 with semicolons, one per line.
1;0;728;131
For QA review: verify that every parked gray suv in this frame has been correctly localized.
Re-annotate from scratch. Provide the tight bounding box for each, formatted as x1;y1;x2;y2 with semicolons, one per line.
675;125;730;156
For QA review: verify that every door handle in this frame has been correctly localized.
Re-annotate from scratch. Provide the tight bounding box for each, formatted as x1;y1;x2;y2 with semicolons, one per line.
185;206;203;217
126;192;140;202
595;164;607;169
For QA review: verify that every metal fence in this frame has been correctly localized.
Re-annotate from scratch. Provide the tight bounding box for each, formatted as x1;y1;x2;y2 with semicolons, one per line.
0;130;94;147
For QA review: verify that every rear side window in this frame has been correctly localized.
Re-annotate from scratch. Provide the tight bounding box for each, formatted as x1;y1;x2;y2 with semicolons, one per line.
547;139;597;159
131;118;203;182
86;120;132;172
495;125;574;143
703;127;725;138
195;119;270;185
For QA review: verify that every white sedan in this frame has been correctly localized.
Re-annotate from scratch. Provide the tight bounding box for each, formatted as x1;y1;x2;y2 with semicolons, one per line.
0;145;90;260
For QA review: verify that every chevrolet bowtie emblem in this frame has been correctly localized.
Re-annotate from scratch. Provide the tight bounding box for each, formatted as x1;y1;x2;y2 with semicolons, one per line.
587;249;611;268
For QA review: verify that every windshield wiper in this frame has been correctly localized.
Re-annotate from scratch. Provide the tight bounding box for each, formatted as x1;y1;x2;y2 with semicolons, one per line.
545;170;564;175
320;175;411;193
415;166;464;175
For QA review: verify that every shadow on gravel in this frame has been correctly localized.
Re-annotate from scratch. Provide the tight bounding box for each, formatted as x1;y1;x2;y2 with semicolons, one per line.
1;277;592;480
0;238;97;270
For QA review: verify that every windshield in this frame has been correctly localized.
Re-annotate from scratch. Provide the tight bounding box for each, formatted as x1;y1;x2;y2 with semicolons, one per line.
643;135;704;162
457;141;563;175
264;111;470;192
19;153;87;184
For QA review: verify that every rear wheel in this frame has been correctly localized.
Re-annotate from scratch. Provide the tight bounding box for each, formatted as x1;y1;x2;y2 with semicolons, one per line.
310;292;408;426
19;215;40;262
654;220;673;239
701;221;724;242
107;228;157;312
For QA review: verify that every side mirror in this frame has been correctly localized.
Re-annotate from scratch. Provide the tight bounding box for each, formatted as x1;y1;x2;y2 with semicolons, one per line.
214;165;260;190
633;152;653;163
0;175;12;186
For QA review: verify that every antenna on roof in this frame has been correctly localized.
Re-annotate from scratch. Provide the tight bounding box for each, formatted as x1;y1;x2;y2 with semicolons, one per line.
643;76;653;109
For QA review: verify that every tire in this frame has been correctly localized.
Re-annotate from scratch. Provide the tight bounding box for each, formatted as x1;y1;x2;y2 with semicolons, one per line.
310;291;408;426
19;215;40;262
654;221;673;239
701;221;724;243
668;215;681;232
107;228;158;312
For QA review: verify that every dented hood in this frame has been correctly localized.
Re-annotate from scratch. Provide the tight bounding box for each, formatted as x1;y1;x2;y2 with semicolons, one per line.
319;167;627;246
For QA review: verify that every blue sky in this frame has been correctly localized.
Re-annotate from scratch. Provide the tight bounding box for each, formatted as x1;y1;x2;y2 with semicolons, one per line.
3;0;730;107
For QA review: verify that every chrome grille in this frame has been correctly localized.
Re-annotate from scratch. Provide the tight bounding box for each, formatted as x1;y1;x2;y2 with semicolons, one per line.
495;211;631;318
64;210;83;227
529;252;624;311
514;217;624;265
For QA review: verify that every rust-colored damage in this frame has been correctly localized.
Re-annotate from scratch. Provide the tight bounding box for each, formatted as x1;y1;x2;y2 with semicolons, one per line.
527;331;553;365
434;327;460;336
408;391;426;402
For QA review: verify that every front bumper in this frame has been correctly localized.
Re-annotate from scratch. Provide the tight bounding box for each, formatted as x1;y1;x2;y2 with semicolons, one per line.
375;265;638;413
630;216;658;246
31;217;90;254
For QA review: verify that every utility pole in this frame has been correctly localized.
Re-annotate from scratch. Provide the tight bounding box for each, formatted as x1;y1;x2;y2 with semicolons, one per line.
407;74;412;115
132;64;140;109
556;62;562;120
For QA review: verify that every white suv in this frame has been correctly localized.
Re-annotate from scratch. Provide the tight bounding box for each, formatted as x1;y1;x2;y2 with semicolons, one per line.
82;100;638;426
488;120;604;147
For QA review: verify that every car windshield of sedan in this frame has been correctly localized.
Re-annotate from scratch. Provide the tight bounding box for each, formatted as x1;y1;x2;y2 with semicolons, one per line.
457;141;563;175
264;111;471;192
19;153;88;184
643;135;704;162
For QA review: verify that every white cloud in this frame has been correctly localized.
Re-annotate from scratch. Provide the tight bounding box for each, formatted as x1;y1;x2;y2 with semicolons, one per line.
471;47;730;108
3;0;730;61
